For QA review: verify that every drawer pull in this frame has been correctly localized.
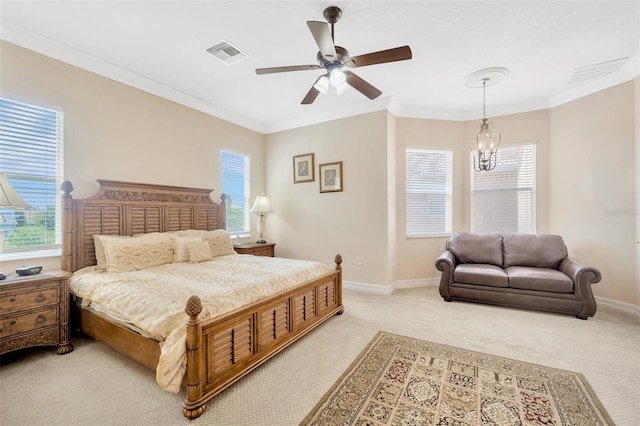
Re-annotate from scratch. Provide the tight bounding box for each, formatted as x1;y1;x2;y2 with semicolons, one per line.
35;293;46;303
36;314;46;323
9;320;16;326
9;297;16;303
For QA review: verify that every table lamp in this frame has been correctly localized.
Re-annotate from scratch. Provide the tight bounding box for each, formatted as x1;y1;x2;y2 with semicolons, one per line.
249;194;273;244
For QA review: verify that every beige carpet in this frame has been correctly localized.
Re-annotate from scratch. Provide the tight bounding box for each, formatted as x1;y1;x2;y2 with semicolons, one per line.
1;287;639;425
302;331;613;425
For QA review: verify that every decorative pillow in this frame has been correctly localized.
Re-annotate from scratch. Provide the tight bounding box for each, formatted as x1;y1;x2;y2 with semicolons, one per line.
186;241;213;263
177;229;236;257
101;232;175;273
174;236;202;262
93;235;130;271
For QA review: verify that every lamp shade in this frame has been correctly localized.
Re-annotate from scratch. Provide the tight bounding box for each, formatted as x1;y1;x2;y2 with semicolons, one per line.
313;75;330;95
250;195;273;214
0;173;32;208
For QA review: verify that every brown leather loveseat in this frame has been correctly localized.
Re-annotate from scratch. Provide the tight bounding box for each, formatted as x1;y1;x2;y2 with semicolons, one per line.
435;233;602;319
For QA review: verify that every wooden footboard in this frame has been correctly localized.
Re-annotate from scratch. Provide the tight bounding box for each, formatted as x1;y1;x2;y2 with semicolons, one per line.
182;255;343;419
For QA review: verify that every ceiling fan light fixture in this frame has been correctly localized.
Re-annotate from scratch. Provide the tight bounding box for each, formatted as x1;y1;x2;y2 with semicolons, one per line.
255;6;412;104
328;64;346;87
336;81;350;95
313;75;330;94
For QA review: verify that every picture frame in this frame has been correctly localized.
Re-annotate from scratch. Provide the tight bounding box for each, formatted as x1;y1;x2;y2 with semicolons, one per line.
319;161;343;193
293;153;315;183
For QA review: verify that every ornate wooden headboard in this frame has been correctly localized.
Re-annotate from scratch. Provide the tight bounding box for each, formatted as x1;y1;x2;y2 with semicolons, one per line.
61;179;226;272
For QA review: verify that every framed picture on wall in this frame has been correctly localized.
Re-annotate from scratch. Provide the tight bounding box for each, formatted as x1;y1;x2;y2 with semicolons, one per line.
293;153;315;183
319;161;343;193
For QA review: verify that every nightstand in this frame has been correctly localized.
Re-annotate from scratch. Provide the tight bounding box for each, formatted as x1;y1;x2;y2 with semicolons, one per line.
233;242;276;257
0;270;73;355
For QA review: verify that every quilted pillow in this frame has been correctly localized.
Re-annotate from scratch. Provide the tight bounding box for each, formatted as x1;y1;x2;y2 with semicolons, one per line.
186;241;213;263
177;229;236;257
101;232;175;273
174;236;202;262
93;235;129;271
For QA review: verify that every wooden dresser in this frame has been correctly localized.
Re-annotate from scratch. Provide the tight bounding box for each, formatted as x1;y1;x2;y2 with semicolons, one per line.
0;270;73;355
233;242;276;257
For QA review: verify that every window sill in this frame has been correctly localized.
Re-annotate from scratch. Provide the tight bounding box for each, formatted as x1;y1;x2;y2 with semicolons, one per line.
0;248;62;262
406;234;452;239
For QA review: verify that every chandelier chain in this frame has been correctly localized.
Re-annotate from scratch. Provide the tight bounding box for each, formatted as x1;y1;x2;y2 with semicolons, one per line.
482;80;486;119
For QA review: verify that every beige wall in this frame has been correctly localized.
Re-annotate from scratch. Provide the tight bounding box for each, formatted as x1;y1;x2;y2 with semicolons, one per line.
264;111;390;285
636;76;640;306
395;118;466;282
550;80;637;305
0;41;265;272
2;40;637;306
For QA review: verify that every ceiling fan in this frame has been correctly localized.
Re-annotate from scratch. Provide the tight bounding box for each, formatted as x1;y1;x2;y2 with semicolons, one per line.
255;6;412;104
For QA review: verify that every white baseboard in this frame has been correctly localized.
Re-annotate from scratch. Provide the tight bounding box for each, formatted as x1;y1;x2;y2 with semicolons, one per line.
343;278;640;318
595;295;640;317
343;277;438;295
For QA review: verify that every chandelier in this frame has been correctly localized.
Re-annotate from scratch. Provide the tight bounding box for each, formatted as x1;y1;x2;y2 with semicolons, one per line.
466;68;508;172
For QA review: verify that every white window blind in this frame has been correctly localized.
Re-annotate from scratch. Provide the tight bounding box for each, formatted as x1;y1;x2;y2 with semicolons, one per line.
470;143;536;234
221;150;249;234
406;148;453;237
0;97;64;254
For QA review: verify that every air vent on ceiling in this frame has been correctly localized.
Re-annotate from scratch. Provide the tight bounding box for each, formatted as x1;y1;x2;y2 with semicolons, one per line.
568;57;628;84
206;40;248;65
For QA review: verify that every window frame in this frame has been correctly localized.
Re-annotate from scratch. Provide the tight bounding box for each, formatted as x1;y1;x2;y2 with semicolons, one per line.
0;96;64;259
470;142;536;234
220;149;250;237
405;147;453;238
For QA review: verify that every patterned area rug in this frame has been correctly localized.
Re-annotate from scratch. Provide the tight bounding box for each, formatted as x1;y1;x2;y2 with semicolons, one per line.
302;331;613;425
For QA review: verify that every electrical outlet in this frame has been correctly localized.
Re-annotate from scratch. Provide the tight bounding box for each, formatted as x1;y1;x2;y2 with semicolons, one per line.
357;262;364;271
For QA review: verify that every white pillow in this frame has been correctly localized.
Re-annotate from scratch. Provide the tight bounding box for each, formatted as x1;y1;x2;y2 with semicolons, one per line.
176;229;236;257
174;236;202;262
186;241;213;263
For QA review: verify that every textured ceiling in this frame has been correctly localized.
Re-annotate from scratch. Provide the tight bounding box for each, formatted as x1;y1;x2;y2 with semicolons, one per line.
1;1;638;134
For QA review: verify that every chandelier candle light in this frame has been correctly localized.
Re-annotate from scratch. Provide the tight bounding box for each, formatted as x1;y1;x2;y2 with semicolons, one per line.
250;194;273;244
466;67;508;172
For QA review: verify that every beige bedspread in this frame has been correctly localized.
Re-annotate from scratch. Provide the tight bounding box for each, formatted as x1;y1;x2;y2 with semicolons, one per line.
69;254;334;393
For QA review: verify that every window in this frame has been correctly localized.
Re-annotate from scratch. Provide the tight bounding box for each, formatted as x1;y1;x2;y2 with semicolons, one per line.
220;150;249;234
406;148;453;237
470;143;536;234
0;98;64;255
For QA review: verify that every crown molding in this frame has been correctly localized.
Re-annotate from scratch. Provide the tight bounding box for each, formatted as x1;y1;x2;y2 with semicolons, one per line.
2;20;638;134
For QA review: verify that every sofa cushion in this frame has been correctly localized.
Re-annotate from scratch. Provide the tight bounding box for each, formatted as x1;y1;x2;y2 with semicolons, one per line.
453;264;509;288
447;233;503;266
503;234;567;268
506;266;574;293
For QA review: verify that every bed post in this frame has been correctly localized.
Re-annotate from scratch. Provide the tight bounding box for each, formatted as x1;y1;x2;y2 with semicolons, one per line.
61;181;74;272
218;193;226;230
183;295;205;419
335;254;344;314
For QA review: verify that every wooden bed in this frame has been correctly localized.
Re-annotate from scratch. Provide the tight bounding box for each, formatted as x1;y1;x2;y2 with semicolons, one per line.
61;179;343;419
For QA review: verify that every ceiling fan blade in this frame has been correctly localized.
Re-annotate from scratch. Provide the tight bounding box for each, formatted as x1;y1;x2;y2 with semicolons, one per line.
346;46;412;68
301;86;320;104
256;64;321;75
344;71;382;100
307;21;337;61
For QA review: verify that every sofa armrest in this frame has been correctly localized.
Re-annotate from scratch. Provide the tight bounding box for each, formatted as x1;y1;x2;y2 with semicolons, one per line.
559;257;602;318
435;250;457;301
